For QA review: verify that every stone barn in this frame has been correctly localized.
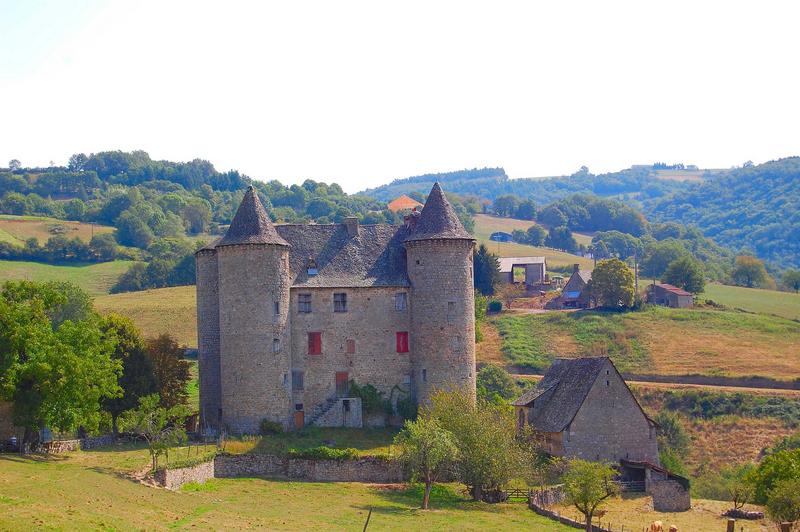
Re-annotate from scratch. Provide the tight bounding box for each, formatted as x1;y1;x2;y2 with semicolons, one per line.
560;264;592;308
647;283;693;309
513;357;660;464
196;183;476;434
497;256;547;287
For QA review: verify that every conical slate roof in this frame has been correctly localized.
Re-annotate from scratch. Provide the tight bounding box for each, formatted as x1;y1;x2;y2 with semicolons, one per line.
216;186;289;247
405;182;474;242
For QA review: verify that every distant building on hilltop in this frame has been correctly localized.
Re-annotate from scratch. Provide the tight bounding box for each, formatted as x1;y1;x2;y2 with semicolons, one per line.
196;183;476;434
560;264;592;308
387;194;424;213
513;357;660;464
647;283;693;309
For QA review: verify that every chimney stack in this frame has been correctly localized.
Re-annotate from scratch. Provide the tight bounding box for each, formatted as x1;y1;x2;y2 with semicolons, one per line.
573;263;580;273
343;216;359;238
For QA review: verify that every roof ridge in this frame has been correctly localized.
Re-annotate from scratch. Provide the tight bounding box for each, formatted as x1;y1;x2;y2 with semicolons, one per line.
216;186;289;247
405;182;474;242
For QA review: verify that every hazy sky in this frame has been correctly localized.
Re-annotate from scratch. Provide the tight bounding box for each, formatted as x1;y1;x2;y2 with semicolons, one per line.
2;1;799;192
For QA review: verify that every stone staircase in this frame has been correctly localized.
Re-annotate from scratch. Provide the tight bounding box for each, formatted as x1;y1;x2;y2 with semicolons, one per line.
306;397;339;426
306;396;363;428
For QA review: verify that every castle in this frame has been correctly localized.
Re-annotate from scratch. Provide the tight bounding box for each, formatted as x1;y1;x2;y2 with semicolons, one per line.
196;183;476;433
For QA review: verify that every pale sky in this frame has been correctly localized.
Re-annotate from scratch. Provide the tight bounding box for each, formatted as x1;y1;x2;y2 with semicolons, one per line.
2;0;799;192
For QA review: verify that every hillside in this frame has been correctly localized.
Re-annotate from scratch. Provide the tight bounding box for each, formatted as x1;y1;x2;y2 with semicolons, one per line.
0;214;115;245
702;282;800;321
0;259;135;296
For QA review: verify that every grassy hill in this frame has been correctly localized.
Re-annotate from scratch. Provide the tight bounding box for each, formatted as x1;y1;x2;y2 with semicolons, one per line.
473;214;593;270
701;282;800;321
94;285;197;347
0;259;134;296
485;306;800;381
0;214;114;245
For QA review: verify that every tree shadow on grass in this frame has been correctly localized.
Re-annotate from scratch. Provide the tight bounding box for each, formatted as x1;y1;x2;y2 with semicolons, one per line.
359;483;509;515
0;453;68;464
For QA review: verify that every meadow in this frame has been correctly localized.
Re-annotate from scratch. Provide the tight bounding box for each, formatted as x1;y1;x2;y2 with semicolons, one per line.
486;306;800;380
0;445;571;531
701;282;800;321
0;259;135;296
0;214;114;244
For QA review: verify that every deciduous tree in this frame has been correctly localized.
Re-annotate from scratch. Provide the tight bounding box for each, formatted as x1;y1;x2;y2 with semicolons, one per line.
562;459;619;532
587;258;635;309
662;255;705;294
732;255;769;288
781;269;800;293
146;334;191;408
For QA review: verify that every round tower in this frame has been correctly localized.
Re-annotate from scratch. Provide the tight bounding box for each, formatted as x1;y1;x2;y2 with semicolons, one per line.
195;245;221;429
405;183;476;406
214;186;293;433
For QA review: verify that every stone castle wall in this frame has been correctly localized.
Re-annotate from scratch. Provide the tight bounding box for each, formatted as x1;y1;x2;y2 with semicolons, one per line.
405;239;476;405
217;244;293;433
290;287;412;419
196;249;221;427
564;360;660;463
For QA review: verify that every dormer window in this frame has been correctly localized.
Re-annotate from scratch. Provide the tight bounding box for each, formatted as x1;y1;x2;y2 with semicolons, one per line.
306;257;318;276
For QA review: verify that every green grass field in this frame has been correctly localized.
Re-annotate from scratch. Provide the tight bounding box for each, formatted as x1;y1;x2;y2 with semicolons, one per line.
94;285;197;347
702;282;800;321
0;214;115;245
472;214;594;269
0;445;570;530
490;306;800;380
0;259;135;296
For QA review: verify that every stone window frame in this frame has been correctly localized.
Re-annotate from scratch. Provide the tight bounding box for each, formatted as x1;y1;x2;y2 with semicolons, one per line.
395;292;408;311
298;293;312;313
333;292;347;313
272;338;280;353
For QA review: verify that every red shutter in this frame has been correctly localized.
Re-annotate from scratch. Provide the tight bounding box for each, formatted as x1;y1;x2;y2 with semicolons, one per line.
308;332;322;355
396;332;409;353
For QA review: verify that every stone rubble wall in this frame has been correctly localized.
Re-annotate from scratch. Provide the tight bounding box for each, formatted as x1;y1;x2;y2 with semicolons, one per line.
34;435;115;454
154;460;215;490
651;479;691;512
214;453;405;483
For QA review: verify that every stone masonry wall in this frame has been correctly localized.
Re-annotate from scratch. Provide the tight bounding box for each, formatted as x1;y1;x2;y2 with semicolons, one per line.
196;249;221;428
217;244;293;433
564;359;660;463
311;398;363;428
34;435;115;454
650;480;691;511
214;453;405;483
405;239;476;406
154;460;215;490
290;287;412;422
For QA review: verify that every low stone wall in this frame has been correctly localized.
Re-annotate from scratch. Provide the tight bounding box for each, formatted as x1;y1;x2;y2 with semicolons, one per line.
154;460;215;490
529;485;565;507
35;435;115;454
215;453;405;483
651;480;691;512
528;500;612;532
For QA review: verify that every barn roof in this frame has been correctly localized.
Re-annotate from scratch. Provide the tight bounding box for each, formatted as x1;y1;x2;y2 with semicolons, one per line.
497;256;546;273
512;357;608;432
653;283;692;297
215;186;289;247
387;195;424;213
405;183;473;242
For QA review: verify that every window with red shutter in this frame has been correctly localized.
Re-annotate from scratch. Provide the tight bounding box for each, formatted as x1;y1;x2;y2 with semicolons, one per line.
308;332;322;355
396;331;409;353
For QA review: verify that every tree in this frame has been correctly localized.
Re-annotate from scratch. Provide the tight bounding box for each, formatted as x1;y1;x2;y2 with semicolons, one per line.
394;417;460;509
725;463;755;511
89;233;118;261
654;411;689;458
8;159;21;171
181;199;212;235
641;240;688;279
120;394;189;471
67;153;88;172
782;269;800;293
511;229;528;244
116;209;155;248
473;244;502;296
145;334;191;408
765;479;800;526
587;258;635;309
562;459;620;532
515;199;537;220
526;224;547;246
495;282;525;309
545;226;577;252
662;255;705;294
752;448;800;504
0;281;121;447
476;365;516;403
732;255;769;288
99;314;158;434
493;195;519;217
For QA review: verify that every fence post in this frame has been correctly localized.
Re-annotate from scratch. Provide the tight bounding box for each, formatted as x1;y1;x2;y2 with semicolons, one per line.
726;519;735;532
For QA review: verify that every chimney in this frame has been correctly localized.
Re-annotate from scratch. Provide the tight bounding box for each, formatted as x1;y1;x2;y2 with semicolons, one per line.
573;264;580;273
343;216;359;238
404;208;421;230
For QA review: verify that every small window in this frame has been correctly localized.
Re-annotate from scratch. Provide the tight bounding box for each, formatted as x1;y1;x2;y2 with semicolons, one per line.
606;380;610;386
447;301;455;323
334;293;347;313
292;370;304;391
295;403;304;411
274;301;280;316
395;292;407;311
308;332;322;355
346;339;356;354
416;259;420;265
283;373;288;386
422;368;427;382
272;338;280;353
396;331;409;353
298;293;312;313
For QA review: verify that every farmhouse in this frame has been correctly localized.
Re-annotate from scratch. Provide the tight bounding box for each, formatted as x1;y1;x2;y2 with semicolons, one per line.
196;183;476;434
497;256;547;287
513;357;660;464
647;283;693;309
560;264;592;308
387;194;423;213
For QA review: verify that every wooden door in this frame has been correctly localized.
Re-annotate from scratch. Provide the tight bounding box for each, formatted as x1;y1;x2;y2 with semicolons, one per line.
335;371;349;397
294;411;304;430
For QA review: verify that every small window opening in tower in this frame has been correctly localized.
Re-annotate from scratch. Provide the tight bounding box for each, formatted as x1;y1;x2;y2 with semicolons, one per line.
422;369;427;382
272;338;280;353
274;301;280;315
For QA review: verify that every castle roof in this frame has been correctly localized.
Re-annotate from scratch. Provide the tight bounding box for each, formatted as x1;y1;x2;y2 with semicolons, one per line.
215;186;289;248
405;183;474;242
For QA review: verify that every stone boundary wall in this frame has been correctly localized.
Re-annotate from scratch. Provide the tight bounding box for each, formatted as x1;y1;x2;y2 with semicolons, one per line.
214;453;405;483
154;460;215;490
528;499;613;532
651;479;691;512
35;435;115;454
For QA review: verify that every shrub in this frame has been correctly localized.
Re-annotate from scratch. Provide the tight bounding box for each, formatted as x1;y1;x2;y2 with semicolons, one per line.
488;300;502;313
259;419;283;435
286;446;359;461
396;396;418;421
348;381;392;415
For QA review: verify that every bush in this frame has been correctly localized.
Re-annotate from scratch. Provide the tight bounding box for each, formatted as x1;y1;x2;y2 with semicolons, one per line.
348;381;392;415
259;419;283;435
488;300;502;313
286;446;359;461
396;396;418;421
